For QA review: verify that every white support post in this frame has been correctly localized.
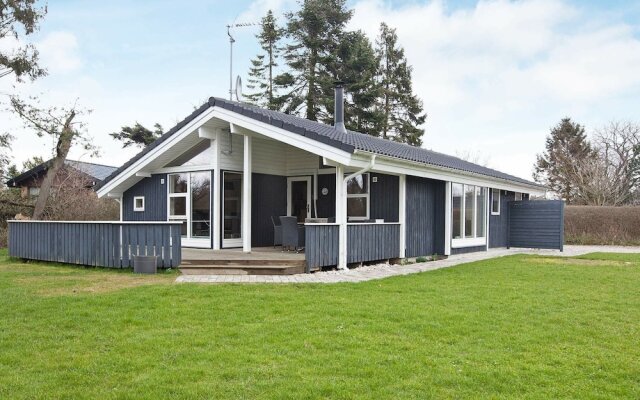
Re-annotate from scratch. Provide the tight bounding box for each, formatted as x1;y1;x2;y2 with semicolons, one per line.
485;186;490;251
335;164;347;269
444;181;452;256
398;174;406;258
119;195;124;221
212;132;221;250
242;134;252;253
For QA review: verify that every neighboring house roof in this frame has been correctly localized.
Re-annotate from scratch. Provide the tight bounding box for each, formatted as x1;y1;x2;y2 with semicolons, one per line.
6;159;118;188
97;97;545;191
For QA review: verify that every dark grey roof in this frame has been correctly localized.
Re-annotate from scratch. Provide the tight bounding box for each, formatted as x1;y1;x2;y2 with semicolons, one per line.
7;159;117;187
64;160;118;181
97;97;543;190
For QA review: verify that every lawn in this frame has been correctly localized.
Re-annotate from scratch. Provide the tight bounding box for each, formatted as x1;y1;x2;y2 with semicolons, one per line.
1;250;639;399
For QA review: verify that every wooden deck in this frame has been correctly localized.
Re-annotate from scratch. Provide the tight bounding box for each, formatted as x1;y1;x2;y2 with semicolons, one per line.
180;247;306;275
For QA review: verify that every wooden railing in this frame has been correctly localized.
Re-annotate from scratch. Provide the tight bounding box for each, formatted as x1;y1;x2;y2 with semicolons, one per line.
8;221;182;268
305;223;401;271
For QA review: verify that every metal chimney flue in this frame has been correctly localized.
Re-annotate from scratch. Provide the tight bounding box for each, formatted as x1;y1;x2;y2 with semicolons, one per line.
334;81;346;133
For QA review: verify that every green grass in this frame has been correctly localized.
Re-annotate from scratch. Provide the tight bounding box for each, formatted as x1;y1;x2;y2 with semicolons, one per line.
1;250;639;399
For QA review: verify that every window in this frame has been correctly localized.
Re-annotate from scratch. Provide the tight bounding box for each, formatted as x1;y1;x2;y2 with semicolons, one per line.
515;192;523;201
346;173;369;220
168;172;211;240
451;183;487;247
491;188;501;215
28;187;40;197
133;196;145;212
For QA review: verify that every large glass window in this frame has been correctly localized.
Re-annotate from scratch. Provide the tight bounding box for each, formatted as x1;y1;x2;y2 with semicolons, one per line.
452;183;463;239
168;172;211;240
451;183;486;245
346;173;369;220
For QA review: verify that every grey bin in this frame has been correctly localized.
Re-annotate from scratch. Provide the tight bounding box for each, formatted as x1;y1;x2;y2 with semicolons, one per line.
133;255;158;274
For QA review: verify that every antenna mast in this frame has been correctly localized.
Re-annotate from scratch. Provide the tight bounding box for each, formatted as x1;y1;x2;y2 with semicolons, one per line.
226;21;259;101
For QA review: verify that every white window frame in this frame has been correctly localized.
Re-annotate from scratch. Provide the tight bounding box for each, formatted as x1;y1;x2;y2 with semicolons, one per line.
515;192;523;201
491;188;501;215
167;172;212;247
133;196;145;212
452;183;487;248
345;173;370;221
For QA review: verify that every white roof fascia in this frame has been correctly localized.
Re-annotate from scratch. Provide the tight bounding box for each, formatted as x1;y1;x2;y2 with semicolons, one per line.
96;107;218;198
349;151;546;196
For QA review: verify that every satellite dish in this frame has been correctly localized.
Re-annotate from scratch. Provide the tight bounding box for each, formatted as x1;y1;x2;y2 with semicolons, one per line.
235;75;243;101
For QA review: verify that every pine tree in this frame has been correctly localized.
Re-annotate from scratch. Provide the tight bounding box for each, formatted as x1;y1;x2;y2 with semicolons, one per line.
324;30;381;135
278;0;353;121
245;10;283;110
375;23;426;146
534;118;595;202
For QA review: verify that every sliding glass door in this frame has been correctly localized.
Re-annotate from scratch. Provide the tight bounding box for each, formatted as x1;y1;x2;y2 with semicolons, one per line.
222;171;243;248
168;171;211;248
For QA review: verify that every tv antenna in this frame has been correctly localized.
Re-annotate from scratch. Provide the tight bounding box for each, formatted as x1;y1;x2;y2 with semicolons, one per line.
226;21;259;101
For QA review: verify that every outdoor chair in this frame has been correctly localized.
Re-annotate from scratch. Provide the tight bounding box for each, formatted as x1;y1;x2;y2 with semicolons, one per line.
271;216;282;248
280;216;305;252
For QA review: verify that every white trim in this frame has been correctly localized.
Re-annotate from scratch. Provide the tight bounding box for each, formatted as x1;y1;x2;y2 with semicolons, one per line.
491;188;501;215
398;174;406;258
133;196;145;212
349;152;545;195
154;164;216;174
166;171;212;245
444;181;452;256
335;164;346;270
211;108;353;166
242;135;252;253
97;107;217;197
345;172;370;220
119;195;123;221
485;185;490;250
287;176;312;220
452;237;487;248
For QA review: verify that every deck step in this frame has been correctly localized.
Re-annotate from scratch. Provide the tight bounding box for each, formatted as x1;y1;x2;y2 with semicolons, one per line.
181;259;306;267
179;264;305;275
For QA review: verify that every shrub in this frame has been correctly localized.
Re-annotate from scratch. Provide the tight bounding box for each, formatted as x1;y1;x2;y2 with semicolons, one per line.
565;205;640;246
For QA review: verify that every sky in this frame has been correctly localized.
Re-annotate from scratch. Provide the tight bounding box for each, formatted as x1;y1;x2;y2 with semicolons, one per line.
1;0;639;181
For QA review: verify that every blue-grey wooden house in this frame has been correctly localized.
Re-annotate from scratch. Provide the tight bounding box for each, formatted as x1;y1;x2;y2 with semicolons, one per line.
95;87;551;271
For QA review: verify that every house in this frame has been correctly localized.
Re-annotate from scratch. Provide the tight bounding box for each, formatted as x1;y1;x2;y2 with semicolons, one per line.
7;159;117;198
96;86;552;271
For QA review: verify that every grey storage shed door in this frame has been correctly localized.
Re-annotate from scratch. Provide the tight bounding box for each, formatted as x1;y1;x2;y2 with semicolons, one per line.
508;200;564;251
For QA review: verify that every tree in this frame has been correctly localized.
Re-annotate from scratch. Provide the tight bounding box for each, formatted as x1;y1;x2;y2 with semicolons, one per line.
110;122;163;148
0;0;47;81
278;0;353;121
9;95;93;220
326;30;380;135
22;155;44;170
245;10;284;110
374;22;426;146
572;121;640;206
534;118;595;203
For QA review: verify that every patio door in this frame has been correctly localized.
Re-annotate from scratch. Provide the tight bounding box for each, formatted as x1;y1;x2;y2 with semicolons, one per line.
222;171;243;248
168;171;211;248
287;176;312;223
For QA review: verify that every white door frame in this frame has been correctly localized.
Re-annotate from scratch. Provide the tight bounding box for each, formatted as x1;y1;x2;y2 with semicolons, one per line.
222;171;243;248
167;171;212;249
287;176;312;220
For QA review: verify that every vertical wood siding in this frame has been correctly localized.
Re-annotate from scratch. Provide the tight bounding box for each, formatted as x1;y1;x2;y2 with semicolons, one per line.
251;173;287;247
489;190;515;248
316;174;336;218
508;200;564;250
405;176;446;258
8;221;182;268
305;223;400;271
370;173;399;222
451;245;487;255
123;174;168;221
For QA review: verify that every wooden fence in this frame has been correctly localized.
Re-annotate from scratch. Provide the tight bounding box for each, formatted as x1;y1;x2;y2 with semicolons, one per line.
508;200;564;251
8;221;182;268
305;223;401;271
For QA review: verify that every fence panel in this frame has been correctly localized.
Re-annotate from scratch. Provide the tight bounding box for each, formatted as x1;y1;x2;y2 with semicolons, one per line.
508;200;564;251
8;221;182;268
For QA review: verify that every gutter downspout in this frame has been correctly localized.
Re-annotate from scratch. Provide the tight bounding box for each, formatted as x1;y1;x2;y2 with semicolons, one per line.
338;154;376;270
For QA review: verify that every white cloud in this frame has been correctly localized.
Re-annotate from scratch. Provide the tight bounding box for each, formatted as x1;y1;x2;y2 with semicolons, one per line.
349;0;640;179
37;31;83;74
